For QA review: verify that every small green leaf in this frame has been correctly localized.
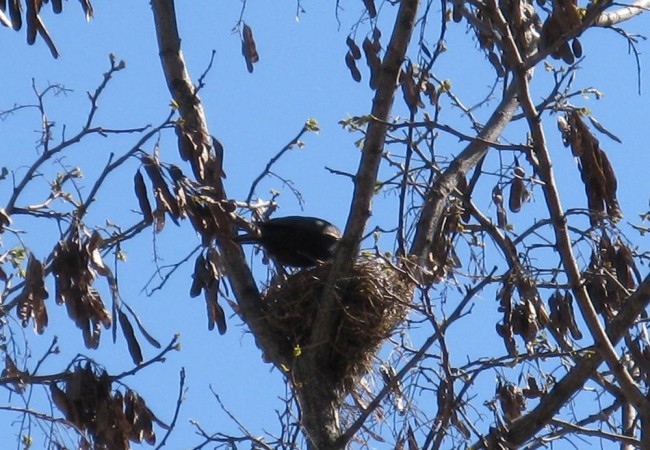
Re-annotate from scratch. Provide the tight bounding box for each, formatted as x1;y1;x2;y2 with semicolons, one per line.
305;118;320;132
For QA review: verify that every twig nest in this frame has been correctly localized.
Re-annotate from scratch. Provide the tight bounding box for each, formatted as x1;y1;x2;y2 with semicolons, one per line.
263;258;412;392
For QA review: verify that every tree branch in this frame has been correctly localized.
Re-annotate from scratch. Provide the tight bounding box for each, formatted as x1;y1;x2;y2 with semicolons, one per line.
471;274;650;448
409;81;519;265
150;0;288;369
490;0;648;411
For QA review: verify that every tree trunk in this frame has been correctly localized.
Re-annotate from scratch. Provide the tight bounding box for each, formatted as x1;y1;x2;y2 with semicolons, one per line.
294;359;342;450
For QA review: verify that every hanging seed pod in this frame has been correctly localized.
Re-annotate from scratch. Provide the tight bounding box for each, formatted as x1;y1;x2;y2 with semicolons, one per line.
241;23;259;73
345;51;362;82
614;241;637;290
16;254;49;334
118;310;143;365
51;0;63;13
497;382;526;423
571;38;583;58
141;154;181;221
363;36;381;90
509;164;527;213
492;185;508;228
8;0;21;30
557;41;575;64
564;291;582;340
205;286;227;335
400;63;421;115
346;35;362;59
133;171;153;224
452;3;463;22
25;0;39;44
496;322;517;356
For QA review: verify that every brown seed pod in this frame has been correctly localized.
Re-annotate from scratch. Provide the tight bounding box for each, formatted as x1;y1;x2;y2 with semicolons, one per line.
8;0;22;30
452;3;463;22
423;80;438;106
16;254;49;334
498;382;526;422
345;51;362;82
400;65;420;115
614;241;636;290
79;0;93;20
50;384;72;420
571;38;583;58
52;0;63;13
564;291;583;340
25;0;39;44
557;41;575;64
363;36;382;90
566;111;622;224
133;171;154;224
190;253;207;298
118;309;143;365
346;35;362;60
509;165;527;213
175;122;194;161
141;154;181;221
211;137;226;179
205;286;227;335
241;23;259;73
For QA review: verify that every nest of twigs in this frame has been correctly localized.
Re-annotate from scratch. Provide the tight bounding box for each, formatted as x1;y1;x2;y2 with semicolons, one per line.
263;258;412;392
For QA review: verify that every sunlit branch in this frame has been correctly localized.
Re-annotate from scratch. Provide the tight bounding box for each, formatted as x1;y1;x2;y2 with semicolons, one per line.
594;0;650;26
152;0;287;371
492;0;649;414
246;121;314;204
410;81;519;264
472;275;650;448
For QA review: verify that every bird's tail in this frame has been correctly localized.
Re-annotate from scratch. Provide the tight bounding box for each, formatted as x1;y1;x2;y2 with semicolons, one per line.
233;232;261;244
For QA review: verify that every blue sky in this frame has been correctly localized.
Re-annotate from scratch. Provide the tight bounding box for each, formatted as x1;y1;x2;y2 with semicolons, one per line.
1;1;650;448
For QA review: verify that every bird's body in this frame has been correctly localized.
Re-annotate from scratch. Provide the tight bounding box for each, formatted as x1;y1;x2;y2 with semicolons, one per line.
235;216;342;267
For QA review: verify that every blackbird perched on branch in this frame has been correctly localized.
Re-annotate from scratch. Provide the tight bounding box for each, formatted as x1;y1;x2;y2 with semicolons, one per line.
235;216;342;268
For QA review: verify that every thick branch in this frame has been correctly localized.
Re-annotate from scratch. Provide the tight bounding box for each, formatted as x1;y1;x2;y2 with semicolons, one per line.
594;0;650;26
492;0;648;410
150;0;287;368
335;0;421;269
298;2;421;448
310;0;421;364
471;274;650;448
409;82;519;263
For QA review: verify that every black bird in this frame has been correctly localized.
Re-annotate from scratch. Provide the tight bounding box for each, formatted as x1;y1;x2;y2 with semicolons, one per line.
235;216;342;268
